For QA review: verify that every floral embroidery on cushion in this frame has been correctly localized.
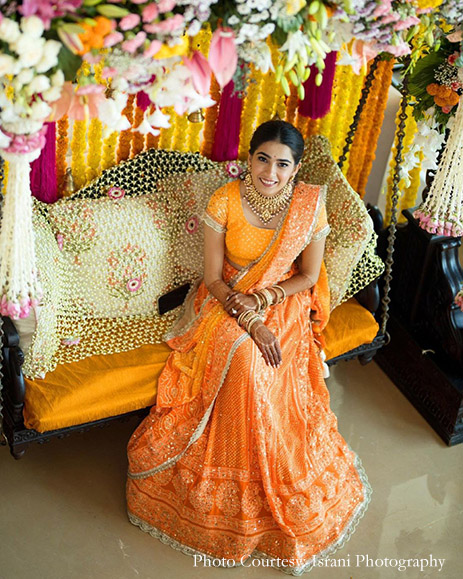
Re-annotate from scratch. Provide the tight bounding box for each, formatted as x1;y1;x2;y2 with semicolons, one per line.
107;244;147;301
49;201;97;254
185;216;199;234
107;186;126;200
225;161;243;178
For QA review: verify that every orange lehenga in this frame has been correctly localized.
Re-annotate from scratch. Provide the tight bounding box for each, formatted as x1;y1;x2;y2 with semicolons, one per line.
127;180;371;574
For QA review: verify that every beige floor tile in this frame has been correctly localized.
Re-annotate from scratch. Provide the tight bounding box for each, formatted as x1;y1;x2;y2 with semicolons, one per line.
1;359;462;579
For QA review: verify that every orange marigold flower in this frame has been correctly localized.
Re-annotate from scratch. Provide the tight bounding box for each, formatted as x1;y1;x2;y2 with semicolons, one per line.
448;91;460;106
78;16;113;54
426;83;439;96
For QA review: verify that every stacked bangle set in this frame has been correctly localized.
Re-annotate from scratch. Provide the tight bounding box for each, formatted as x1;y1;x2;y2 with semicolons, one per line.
237;285;287;334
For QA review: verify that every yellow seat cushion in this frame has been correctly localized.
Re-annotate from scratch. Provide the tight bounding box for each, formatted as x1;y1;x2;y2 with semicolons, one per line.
323;298;379;360
23;299;378;433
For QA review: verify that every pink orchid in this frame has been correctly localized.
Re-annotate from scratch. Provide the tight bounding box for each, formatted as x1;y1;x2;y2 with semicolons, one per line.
381;12;401;25
63;83;106;120
142;3;159;22
184;51;212;96
122;31;147;54
120;13;141;31
387;41;411;57
208;27;238;89
20;0;83;29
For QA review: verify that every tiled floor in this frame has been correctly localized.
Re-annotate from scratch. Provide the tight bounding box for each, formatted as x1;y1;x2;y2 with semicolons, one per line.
1;359;462;579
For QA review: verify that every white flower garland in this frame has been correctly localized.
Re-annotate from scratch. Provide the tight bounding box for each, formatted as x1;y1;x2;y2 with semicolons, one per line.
414;97;463;237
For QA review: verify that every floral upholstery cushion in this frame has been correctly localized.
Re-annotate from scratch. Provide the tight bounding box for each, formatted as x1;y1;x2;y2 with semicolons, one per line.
24;142;383;379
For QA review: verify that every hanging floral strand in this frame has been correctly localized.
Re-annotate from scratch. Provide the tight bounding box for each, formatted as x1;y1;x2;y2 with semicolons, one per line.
86;118;103;182
56;116;69;197
71;120;87;192
414;97;463;237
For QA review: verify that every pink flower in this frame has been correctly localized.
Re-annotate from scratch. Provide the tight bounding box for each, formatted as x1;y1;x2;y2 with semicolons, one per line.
158;0;176;13
20;0;83;29
120;13;141;31
386;41;411;57
448;52;460;65
142;3;159;22
394;16;420;31
76;84;105;96
144;39;162;58
144;14;184;34
373;0;392;18
442;105;455;114
208;27;238;89
185;216;199;234
56;233;64;251
104;31;124;48
381;12;401;24
127;278;142;292
225;161;243;178
184;51;212;96
107;186;126;200
130;0;148;4
61;337;81;346
122;31;146;54
2;125;48;154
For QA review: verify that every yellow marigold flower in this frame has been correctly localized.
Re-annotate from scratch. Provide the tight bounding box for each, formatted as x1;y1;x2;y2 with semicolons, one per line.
285;0;307;16
154;37;189;59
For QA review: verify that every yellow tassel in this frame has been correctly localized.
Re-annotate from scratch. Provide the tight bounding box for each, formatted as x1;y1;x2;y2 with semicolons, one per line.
71;120;87;192
101;131;118;171
86;118;103;182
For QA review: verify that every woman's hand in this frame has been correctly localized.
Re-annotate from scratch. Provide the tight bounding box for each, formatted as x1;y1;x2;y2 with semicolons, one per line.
224;292;258;317
249;321;282;368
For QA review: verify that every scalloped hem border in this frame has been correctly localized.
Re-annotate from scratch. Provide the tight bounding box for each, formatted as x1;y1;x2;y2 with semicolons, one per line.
128;453;372;576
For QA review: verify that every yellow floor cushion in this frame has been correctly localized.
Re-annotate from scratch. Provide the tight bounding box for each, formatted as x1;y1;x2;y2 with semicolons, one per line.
23;298;378;433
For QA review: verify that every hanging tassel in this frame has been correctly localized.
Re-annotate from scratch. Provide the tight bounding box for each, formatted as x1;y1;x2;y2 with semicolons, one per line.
0;128;48;319
211;80;243;161
298;52;337;120
30;122;58;203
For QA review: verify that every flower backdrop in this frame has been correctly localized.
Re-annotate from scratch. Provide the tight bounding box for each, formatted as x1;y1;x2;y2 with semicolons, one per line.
0;0;462;318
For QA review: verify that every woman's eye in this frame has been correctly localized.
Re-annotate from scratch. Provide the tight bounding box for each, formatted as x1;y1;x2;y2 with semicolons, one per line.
257;156;267;162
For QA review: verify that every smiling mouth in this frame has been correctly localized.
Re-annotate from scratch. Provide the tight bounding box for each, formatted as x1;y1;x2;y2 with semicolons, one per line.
259;178;278;187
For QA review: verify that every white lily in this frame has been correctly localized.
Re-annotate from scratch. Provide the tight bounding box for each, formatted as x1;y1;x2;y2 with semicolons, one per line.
146;108;171;130
98;92;131;132
279;30;310;64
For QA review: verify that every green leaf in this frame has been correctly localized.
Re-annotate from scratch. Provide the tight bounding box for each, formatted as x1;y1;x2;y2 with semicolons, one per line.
58;44;83;82
83;0;104;6
60;22;86;35
96;4;130;18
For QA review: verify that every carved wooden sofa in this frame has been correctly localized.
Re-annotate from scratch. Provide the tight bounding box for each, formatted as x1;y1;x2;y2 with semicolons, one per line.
0;136;385;458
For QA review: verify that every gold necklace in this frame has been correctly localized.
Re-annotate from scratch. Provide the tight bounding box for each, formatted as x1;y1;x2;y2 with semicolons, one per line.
243;172;293;224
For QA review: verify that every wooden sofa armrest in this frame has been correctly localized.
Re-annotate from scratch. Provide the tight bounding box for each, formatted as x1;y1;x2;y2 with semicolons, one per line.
1;316;26;429
354;279;380;315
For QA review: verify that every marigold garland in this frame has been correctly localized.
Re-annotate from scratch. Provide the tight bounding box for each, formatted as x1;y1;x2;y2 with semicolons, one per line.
86;118;103;183
238;66;262;160
295;112;310;139
188;118;203;152
116;94;135;164
328;65;366;165
285;83;299;126
172;111;190;152
131;105;146;157
346;59;394;196
201;77;221;158
146;105;160;150
385;102;417;225
159;106;176;150
71;120;87;192
56;115;69;197
257;41;280;126
101;130;118;171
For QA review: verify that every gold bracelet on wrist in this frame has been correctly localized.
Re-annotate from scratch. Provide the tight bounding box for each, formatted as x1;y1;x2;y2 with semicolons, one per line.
238;310;255;327
273;284;287;304
246;315;261;334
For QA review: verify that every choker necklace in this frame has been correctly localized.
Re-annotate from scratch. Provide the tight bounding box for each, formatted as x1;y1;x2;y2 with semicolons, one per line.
244;172;293;224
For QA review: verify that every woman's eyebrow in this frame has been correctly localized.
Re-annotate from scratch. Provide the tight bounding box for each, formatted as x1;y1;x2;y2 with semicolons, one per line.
257;151;292;163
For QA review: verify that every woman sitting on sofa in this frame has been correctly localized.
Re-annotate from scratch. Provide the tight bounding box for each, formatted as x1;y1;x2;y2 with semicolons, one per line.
126;120;370;573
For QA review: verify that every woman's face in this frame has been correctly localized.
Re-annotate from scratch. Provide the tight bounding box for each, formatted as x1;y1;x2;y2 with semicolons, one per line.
248;140;300;197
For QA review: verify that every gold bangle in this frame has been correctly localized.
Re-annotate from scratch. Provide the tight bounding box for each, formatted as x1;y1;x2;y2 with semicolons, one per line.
273;284;286;304
261;288;273;308
246;315;261;334
238;310;255;327
251;292;262;312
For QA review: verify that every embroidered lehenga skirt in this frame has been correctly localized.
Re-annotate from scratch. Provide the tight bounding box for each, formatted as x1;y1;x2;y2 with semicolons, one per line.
126;181;371;574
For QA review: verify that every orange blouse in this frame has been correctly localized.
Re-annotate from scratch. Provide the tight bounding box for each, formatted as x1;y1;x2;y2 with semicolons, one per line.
205;180;330;267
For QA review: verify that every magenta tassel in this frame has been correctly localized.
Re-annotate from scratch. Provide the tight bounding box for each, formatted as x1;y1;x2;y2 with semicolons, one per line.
298;51;337;120
211;81;243;161
30;122;57;203
136;91;151;112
